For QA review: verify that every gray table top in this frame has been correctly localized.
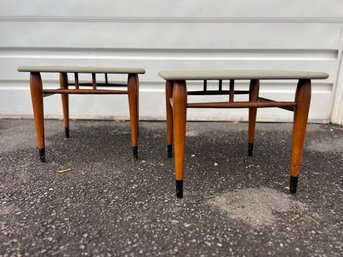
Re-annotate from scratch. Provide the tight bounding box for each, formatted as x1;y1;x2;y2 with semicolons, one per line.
18;66;146;74
159;70;329;80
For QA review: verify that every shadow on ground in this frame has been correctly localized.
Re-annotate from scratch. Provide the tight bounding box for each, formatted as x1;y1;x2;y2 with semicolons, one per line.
0;119;342;256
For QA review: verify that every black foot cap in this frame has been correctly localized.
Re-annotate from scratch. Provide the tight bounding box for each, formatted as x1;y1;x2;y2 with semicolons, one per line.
248;143;254;156
290;176;298;194
167;144;173;158
132;146;138;160
39;148;46;162
65;127;70;138
176;180;183;198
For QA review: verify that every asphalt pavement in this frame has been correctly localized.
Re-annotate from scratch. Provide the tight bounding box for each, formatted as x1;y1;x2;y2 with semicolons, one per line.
1;119;343;256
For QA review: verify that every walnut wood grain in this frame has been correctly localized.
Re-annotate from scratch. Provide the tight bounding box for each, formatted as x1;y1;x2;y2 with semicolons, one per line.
30;72;45;153
248;79;260;148
128;74;139;156
42;89;128;94
165;80;174;156
173;80;187;188
60;73;69;135
290;79;311;193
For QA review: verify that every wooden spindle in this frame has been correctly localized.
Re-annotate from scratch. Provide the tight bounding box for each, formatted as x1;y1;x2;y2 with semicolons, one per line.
229;80;234;102
219;80;222;91
203;80;207;91
92;73;96;90
74;73;79;89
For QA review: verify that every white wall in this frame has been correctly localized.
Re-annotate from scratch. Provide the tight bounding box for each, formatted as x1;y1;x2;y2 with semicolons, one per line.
1;0;343;122
331;30;343;125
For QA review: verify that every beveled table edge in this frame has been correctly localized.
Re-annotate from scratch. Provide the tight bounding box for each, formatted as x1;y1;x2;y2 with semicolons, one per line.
159;70;329;80
18;66;146;74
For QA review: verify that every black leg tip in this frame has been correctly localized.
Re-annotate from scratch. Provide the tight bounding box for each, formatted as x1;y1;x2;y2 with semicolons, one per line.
132;146;138;160
248;143;254;156
64;127;69;138
290;176;298;194
39;148;46;162
167;144;173;158
176;180;183;198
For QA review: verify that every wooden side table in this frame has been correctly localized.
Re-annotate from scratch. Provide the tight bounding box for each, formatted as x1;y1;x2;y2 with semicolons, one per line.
159;70;329;198
18;66;145;162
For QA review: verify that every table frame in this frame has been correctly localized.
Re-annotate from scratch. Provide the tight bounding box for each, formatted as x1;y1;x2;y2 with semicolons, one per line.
165;78;312;198
26;70;141;162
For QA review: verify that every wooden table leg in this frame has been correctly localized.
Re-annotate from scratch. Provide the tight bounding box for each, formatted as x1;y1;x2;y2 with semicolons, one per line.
60;73;69;138
30;72;45;162
248;79;260;156
128;74;139;159
173;80;187;198
290;79;311;193
166;80;174;158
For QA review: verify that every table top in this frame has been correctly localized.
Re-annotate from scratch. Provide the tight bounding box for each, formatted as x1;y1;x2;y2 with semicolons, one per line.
17;66;146;74
159;70;329;80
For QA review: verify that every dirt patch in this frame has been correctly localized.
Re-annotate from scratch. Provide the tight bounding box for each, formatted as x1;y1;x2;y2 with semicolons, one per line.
0;204;16;216
307;137;343;153
209;187;307;228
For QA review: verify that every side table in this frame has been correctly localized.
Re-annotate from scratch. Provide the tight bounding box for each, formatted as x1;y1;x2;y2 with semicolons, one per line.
18;66;145;161
159;70;329;198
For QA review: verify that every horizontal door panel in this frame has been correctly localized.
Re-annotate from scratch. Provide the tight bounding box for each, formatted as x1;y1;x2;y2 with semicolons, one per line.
0;22;340;50
1;58;337;83
1;0;342;19
0;83;332;122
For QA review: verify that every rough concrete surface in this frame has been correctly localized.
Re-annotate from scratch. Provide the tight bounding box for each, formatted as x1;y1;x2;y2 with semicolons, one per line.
0;119;343;257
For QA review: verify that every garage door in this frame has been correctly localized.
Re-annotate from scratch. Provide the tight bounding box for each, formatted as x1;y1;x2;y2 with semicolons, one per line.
1;0;342;122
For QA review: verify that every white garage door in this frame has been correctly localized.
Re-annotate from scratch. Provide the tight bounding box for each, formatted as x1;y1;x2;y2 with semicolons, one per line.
1;0;342;122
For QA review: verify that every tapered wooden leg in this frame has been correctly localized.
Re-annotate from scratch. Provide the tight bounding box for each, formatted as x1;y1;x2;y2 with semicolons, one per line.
166;80;174;158
30;72;45;162
248;79;260;156
128;74;139;159
290;79;311;194
60;73;69;138
173;80;187;198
